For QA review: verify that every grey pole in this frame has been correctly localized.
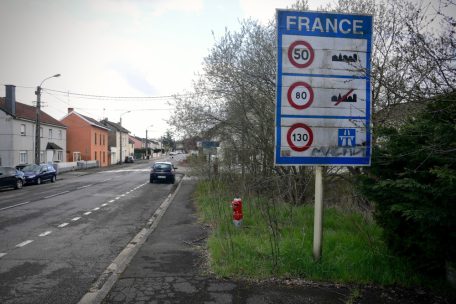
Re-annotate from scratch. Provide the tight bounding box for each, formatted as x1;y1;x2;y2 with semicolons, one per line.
34;86;41;164
34;74;61;165
313;166;324;261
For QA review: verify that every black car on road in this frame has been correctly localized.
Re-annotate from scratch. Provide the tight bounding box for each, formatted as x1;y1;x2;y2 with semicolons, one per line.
22;164;57;185
0;166;25;190
150;162;176;184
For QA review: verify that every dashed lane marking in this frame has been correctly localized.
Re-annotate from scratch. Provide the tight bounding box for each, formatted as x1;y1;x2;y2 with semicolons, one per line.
0;184;148;259
16;240;34;247
39;231;52;237
44;191;70;199
77;184;92;189
0;201;32;212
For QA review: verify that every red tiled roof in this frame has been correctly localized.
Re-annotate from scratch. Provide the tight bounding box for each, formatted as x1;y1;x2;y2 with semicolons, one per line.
0;97;66;128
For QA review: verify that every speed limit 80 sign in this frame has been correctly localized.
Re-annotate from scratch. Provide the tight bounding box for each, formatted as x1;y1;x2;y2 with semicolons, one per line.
275;10;373;166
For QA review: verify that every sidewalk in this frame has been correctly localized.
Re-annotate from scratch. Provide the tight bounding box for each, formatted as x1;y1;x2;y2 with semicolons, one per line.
96;172;451;304
101;178;350;304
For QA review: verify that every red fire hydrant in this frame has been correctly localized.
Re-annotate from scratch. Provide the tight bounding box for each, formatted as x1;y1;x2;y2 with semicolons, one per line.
231;197;243;228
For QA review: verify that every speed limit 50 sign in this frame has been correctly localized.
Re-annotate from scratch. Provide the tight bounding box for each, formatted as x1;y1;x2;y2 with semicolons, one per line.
275;10;373;166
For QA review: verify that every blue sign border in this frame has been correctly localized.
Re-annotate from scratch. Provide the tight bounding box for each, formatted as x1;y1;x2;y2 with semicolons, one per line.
275;10;372;166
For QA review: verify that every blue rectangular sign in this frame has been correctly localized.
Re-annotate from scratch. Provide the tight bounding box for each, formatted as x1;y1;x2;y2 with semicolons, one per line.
275;10;372;166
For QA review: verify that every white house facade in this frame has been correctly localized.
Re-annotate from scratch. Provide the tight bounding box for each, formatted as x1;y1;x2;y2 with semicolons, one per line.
0;85;67;167
100;119;130;164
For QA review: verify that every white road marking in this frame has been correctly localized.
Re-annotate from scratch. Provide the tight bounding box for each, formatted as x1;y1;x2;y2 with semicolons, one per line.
84;211;92;215
44;191;70;199
72;217;81;221
101;169;150;173
0;253;7;258
0;201;32;211
16;240;34;247
77;184;92;189
120;194;125;197
102;178;112;182
39;231;52;237
108;200;115;203
58;223;69;228
93;207;100;211
114;197;120;200
101;203;108;207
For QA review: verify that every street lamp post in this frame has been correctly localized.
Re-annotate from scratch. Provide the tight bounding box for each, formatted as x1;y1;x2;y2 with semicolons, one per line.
119;111;131;164
35;74;61;165
145;124;153;159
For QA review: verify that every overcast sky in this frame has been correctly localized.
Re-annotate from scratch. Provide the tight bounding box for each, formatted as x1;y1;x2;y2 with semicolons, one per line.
0;0;450;139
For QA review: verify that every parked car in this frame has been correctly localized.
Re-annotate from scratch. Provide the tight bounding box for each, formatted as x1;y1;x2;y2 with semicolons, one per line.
125;156;135;163
0;166;25;190
22;164;57;185
15;164;28;171
150;162;176;184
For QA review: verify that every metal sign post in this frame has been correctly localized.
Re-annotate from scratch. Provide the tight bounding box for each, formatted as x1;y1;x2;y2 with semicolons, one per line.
313;166;323;260
275;10;373;261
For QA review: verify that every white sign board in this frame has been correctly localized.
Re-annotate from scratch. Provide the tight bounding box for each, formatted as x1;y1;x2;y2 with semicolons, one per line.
275;10;373;166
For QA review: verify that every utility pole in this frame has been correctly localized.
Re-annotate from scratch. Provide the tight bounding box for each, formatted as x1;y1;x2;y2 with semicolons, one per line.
145;129;148;159
119;111;130;164
34;86;42;165
34;74;60;165
119;130;122;164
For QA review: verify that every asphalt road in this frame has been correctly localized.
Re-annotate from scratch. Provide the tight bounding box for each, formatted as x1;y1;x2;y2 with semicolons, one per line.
0;158;181;304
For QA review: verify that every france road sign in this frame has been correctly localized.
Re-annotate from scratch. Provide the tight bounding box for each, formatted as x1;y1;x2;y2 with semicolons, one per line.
275;10;373;166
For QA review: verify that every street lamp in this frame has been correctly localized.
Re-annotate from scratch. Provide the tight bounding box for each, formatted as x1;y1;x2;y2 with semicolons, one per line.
119;110;131;164
35;74;61;165
145;124;154;159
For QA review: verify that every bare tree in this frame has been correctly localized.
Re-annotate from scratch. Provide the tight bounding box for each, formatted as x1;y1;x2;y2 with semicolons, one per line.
169;0;455;204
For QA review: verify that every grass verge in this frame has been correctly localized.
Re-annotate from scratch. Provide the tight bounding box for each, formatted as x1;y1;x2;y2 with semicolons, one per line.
195;180;424;286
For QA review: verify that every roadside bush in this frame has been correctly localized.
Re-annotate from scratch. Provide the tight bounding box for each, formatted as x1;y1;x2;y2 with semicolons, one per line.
357;92;456;277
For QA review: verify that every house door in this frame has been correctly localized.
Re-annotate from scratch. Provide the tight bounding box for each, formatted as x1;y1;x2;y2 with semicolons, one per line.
46;150;53;163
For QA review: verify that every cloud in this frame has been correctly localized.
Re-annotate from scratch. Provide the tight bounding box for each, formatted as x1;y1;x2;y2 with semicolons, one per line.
239;0;294;23
87;0;204;17
109;61;156;95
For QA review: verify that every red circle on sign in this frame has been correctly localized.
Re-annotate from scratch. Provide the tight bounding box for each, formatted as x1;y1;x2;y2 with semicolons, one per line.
288;40;315;68
287;82;314;110
287;123;314;152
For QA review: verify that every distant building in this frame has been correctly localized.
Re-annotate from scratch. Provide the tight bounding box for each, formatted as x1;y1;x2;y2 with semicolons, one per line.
0;85;66;167
129;135;143;150
60;108;109;167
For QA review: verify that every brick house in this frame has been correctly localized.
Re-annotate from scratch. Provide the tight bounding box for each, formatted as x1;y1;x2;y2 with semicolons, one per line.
60;108;109;167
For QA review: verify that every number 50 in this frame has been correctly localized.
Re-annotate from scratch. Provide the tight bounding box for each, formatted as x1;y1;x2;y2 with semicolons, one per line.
293;48;309;60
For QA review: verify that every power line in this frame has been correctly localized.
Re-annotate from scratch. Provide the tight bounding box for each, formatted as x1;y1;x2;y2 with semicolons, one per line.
42;88;190;101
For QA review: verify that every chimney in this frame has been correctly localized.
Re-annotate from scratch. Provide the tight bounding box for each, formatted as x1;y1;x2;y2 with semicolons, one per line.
5;85;16;116
68;107;74;113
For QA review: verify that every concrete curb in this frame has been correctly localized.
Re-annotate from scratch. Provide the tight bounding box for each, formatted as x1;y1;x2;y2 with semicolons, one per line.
77;177;184;304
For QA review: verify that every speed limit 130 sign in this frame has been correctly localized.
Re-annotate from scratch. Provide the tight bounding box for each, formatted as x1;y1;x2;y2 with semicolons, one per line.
275;10;373;166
